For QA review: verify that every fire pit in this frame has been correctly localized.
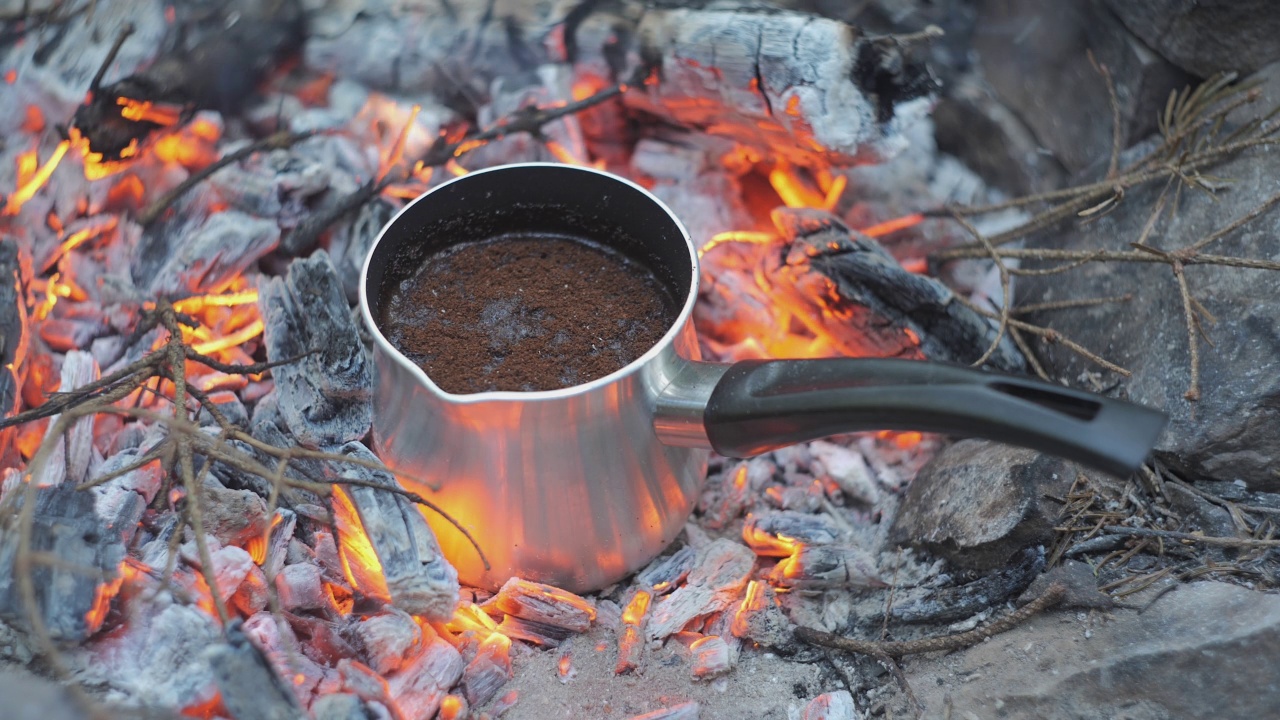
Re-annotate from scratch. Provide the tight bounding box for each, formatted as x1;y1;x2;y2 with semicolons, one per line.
3;1;1280;719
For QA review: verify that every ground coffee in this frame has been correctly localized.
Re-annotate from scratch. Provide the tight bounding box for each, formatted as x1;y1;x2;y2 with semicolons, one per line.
378;232;678;393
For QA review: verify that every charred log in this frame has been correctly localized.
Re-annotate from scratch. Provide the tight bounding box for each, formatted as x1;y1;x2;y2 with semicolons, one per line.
778;208;1027;372
888;546;1046;625
71;0;304;159
206;620;306;720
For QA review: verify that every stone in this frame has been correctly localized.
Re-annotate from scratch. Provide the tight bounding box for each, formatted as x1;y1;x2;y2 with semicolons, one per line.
888;439;1075;569
1103;0;1280;77
906;581;1280;719
973;0;1191;174
1018;61;1280;490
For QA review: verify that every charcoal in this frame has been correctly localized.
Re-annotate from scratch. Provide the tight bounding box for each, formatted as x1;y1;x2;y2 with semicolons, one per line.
742;512;845;557
325;441;458;621
776;208;1025;372
326;197;396;302
70;0;305;159
890;546;1046;625
276;562;328;612
615;589;652;675
243;611;338;702
689;635;733;679
729;581;793;651
311;693;371;720
462;633;513;706
200;477;270;549
0;239;28;371
635;545;697;594
75;601;223;709
259;250;372;448
808;441;880;505
0;478;141;641
497;615;577;648
800;690;858;720
206;620;305;720
209;147;333;228
386;635;465;720
648;539;755;642
351;608;424;674
232;563;270;616
31;350;98;487
486;578;596;633
139;210;281;297
769;545;885;590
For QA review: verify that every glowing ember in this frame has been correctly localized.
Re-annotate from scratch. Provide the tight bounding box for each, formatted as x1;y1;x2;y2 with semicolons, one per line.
860;212;926;238
4;140;69;215
117;97;183;126
331;485;392;601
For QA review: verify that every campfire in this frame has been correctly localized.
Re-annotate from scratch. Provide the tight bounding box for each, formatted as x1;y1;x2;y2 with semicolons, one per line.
4;1;1280;719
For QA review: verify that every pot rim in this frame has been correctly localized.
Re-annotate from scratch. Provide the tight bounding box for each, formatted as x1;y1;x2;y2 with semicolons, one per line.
358;162;701;405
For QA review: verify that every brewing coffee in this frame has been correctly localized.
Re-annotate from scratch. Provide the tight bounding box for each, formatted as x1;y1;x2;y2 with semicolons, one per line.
378;233;678;393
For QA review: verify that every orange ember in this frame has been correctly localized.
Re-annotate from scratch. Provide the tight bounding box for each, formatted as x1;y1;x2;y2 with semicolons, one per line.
622;589;652;625
731;580;768;638
117;97;183;126
180;693;229;719
859;213;925;238
4;140;69;215
331;486;392;600
876;430;924;449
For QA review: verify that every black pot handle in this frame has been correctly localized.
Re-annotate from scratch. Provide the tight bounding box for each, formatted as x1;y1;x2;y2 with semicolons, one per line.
703;359;1167;477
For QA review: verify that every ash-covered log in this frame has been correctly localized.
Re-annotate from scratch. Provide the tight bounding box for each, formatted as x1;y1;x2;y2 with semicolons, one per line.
305;0;936;165
259;250;372;448
776;208;1026;372
206;620;306;720
71;0;305;159
327;441;459;622
742;511;844;557
648;538;755;641
0;239;28;465
768;544;885;590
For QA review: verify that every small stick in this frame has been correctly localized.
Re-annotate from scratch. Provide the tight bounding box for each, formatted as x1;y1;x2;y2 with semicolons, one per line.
1171;262;1201;400
88;22;134;95
796;583;1067;658
1013;295;1132;315
1103;525;1280;548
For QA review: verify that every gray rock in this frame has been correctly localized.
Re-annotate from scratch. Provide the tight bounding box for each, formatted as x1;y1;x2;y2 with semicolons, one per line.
259;250;372;448
1018;61;1280;490
1104;0;1280;77
974;0;1191;173
907;581;1280;719
889;439;1075;569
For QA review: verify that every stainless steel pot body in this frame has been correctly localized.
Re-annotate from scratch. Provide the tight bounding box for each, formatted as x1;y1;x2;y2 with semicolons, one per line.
360;163;717;592
360;163;1168;593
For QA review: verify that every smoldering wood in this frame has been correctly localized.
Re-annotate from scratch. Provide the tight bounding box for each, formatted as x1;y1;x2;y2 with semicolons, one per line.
768;544;885;590
351;608;424;675
206;620;306;720
497;615;578;648
799;690;858;720
742;511;844;557
260;251;372;448
729;582;793;651
0;479;139;641
327;441;459;622
487;578;596;633
311;693;372;720
776;208;1027;372
635;545;697;593
462;636;513;706
31;350;98;487
889;546;1045;625
0;240;25;464
305;0;934;165
386;635;465;720
275;562;329;612
71;0;305;160
647;538;755;642
690;635;734;678
135;209;281;298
